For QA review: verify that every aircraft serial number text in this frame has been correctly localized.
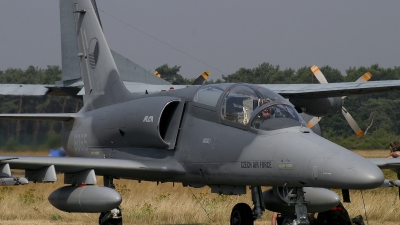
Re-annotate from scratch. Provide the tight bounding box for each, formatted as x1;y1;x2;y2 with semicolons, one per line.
241;161;272;169
74;134;88;151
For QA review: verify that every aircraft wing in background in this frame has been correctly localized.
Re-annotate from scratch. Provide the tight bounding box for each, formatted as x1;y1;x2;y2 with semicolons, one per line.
2;79;400;98
369;158;400;170
75;79;400;97
369;158;400;188
260;80;400;98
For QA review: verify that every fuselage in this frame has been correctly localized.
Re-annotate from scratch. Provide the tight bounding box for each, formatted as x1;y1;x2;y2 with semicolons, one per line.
62;83;383;190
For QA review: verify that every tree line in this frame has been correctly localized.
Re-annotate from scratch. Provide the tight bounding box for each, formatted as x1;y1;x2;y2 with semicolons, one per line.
0;66;82;151
1;63;400;150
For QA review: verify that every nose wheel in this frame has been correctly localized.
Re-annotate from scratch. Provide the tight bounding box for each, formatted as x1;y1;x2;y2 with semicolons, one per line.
230;203;254;225
99;207;122;225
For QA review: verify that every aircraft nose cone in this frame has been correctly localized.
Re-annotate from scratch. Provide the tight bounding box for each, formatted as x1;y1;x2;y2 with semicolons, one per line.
320;153;383;189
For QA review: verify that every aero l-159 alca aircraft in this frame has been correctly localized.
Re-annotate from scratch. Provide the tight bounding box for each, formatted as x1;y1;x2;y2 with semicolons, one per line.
2;1;400;225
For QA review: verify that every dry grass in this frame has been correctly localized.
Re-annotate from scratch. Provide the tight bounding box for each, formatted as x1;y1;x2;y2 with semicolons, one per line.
0;150;398;225
352;149;389;158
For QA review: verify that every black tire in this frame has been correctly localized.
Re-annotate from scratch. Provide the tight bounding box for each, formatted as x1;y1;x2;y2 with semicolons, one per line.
99;207;123;225
105;218;122;225
230;203;254;225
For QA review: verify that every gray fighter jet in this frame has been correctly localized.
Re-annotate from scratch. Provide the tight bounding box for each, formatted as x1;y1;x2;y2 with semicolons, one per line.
2;1;400;225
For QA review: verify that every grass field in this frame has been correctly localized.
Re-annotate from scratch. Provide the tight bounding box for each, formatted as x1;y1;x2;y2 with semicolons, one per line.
0;150;399;225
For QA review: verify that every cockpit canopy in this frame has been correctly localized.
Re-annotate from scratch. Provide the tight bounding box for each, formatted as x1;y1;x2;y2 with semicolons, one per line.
193;83;305;131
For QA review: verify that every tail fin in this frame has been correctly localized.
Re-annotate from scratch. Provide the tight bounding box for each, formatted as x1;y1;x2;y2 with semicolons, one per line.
72;0;131;109
60;0;171;88
59;0;81;86
58;0;103;87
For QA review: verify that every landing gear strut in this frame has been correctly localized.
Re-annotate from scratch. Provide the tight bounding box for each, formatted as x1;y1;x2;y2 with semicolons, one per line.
230;186;265;225
293;188;309;225
273;186;310;225
99;176;123;225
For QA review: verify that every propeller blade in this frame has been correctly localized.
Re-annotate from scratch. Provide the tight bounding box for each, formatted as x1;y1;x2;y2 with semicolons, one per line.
306;117;321;129
154;71;161;78
342;72;372;100
342;106;364;139
310;65;328;84
355;71;372;83
309;65;371;138
192;70;210;85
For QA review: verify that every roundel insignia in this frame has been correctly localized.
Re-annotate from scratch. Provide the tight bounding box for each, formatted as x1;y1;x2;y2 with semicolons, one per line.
88;38;99;69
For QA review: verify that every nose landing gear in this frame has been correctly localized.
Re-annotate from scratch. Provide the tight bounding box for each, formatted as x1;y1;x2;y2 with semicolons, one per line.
99;207;122;225
99;176;123;225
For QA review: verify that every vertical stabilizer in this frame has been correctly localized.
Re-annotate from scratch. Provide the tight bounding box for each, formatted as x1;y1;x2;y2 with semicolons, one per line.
59;0;81;86
59;0;171;87
72;0;131;110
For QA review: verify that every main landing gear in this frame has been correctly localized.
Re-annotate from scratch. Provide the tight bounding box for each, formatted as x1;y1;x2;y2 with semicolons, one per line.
230;186;264;225
230;203;254;225
99;176;123;225
229;186;310;225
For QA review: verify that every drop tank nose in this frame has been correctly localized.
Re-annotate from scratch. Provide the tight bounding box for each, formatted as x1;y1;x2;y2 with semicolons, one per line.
316;153;384;189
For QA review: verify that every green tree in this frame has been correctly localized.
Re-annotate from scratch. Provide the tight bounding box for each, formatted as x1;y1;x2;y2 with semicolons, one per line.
0;66;80;150
155;64;192;85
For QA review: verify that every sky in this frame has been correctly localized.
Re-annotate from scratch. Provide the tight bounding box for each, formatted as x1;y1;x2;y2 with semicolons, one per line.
1;1;400;80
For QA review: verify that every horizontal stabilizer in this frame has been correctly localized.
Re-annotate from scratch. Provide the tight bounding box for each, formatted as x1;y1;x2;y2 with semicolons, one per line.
0;113;79;121
0;84;49;95
381;179;400;187
369;158;400;169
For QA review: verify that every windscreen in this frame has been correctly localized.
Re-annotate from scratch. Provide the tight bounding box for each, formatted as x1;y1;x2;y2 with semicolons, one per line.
251;104;304;131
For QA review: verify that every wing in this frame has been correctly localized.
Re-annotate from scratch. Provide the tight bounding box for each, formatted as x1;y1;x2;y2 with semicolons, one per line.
260;81;400;98
2;78;400;98
369;158;400;170
120;80;400;97
369;158;400;187
0;155;186;181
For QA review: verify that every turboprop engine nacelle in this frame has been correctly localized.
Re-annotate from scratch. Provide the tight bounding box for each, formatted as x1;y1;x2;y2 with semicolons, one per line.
262;187;340;213
289;97;342;117
48;185;122;213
